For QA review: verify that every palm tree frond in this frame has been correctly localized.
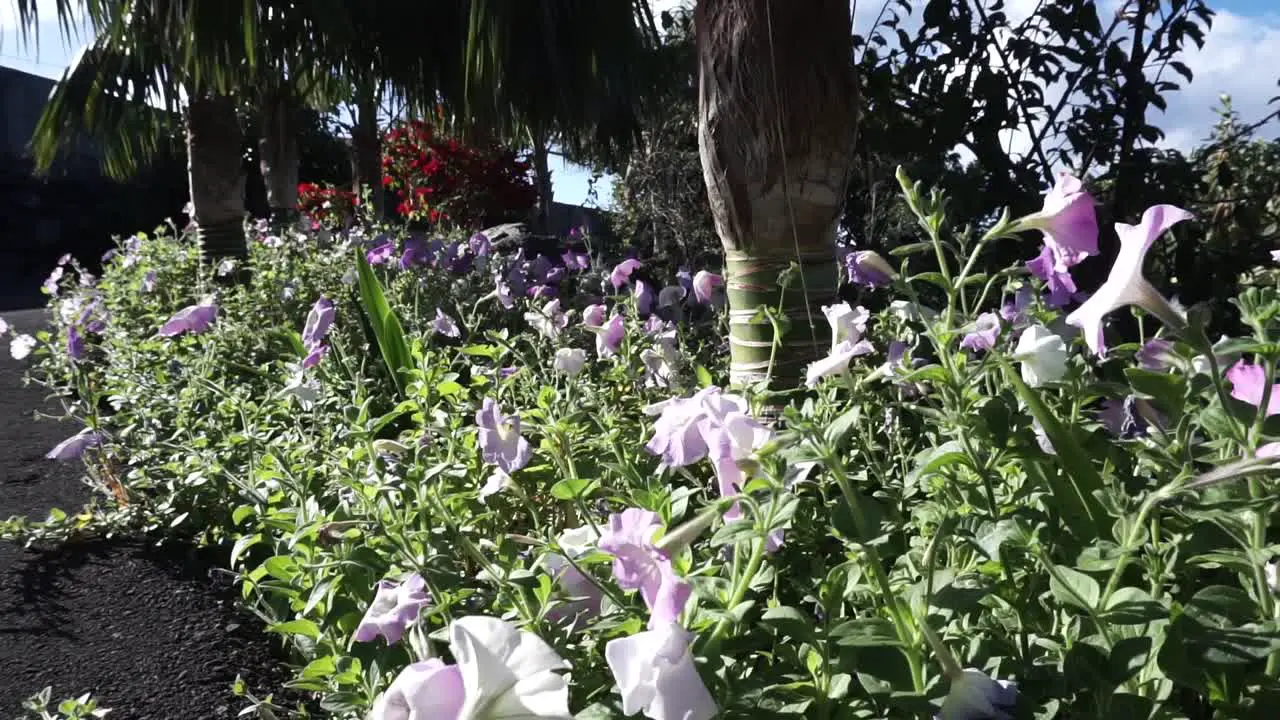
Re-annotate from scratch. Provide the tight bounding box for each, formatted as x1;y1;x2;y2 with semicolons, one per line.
32;37;181;179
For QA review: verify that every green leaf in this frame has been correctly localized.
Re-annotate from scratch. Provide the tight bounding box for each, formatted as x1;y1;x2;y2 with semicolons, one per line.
436;380;465;397
550;478;598;500
575;704;617;720
229;533;261;569
262;555;299;582
301;656;337;679
890;242;934;257
830;617;901;647
1188;585;1256;627
1048;564;1101;612
759;606;816;642
1124;367;1186;423
1197;401;1241;440
1109;636;1154;686
900;364;951;385
231;504;255;526
280;329;306;359
827;673;852;700
1103;587;1166;625
908;271;951;292
1000;358;1108;540
355;248;412;397
823;406;861;447
695;365;714;388
975;398;1012;447
268;618;321;639
907;440;968;487
462;344;500;358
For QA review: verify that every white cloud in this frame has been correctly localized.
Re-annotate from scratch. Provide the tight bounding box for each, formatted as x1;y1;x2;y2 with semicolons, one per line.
957;3;1280;175
1158;9;1280;151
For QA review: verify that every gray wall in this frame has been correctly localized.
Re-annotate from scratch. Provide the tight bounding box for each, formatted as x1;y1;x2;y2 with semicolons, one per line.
1;66;187;310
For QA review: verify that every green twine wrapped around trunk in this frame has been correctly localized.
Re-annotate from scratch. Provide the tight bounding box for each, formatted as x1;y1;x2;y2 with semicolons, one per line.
724;248;839;389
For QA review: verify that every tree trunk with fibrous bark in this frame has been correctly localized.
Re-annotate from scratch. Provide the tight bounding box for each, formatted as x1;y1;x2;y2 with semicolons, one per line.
696;0;858;389
186;91;248;274
259;84;300;226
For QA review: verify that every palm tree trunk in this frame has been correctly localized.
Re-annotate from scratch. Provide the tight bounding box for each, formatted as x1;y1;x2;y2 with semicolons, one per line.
186;91;248;266
259;84;300;226
351;91;385;217
695;0;857;389
529;126;554;233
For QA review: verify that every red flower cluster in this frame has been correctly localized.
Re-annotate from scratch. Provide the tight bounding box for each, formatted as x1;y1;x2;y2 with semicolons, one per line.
298;183;359;229
381;121;537;230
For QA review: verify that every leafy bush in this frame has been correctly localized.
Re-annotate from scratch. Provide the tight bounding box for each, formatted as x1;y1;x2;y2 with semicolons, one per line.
9;171;1280;720
381;120;538;229
297;182;360;229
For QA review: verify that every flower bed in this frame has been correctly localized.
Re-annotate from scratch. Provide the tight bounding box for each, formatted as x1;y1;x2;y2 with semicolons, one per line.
6;172;1280;719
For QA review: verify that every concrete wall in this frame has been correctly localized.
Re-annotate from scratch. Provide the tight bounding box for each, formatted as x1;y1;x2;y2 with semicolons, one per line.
0;66;187;310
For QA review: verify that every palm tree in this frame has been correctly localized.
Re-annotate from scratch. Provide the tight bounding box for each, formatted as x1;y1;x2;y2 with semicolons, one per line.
17;1;267;266
459;0;654;231
695;0;858;389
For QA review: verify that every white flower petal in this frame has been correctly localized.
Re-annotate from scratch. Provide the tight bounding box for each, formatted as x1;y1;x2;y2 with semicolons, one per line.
451;616;570;720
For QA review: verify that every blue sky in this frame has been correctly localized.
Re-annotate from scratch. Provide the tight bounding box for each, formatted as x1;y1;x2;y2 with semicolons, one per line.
3;0;1278;208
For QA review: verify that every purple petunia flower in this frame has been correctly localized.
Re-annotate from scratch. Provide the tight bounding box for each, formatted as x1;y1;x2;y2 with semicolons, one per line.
659;285;687;310
845;250;895;288
475;398;532;475
159;302;218;337
66;325;85;361
301;296;335;350
1227;360;1280;416
1064;204;1193;357
142;271;157;293
634;280;655;317
528;284;557;300
47;428;102;461
432;309;461;338
302;344;328;369
610;258;642;290
562;249;590;271
643;315;670;336
1026;244;1078;309
43;266;64;296
1136;338;1175;371
353;574;432;645
370;658;464;720
399;236;428;270
582;303;607;329
495;278;515;309
938;669;1019;720
692;271;724;305
1000;285;1034;326
1017;171;1099;272
705;411;774;523
676;268;694;292
468;232;491;257
1098;396;1165;439
643;387;745;468
10;333;36;360
960;312;1001;352
605;622;717;720
529;255;554;284
594;313;626;358
545;525;604;623
598;509;692;628
366;238;396;265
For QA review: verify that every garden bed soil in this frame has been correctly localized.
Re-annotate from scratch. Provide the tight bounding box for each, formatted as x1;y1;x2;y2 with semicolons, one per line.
0;309;296;720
